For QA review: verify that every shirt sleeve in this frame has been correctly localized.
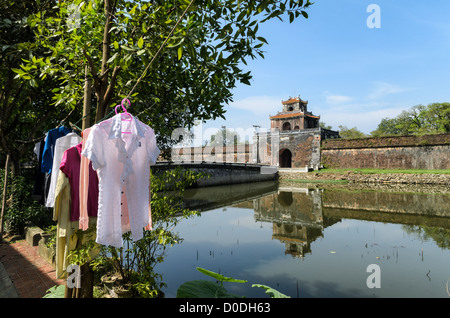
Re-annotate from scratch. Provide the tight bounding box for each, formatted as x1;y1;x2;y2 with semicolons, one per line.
41;129;55;173
59;149;70;178
146;127;160;165
81;125;105;171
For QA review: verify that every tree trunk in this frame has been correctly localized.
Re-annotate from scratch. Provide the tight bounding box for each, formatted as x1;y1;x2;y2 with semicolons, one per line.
95;0;113;123
0;154;10;241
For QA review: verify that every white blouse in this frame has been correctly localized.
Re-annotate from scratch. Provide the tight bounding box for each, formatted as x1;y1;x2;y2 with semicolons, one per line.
81;113;160;247
45;132;81;208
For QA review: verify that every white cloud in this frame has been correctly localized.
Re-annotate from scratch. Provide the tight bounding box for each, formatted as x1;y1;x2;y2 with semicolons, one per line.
229;95;282;115
367;82;413;99
326;95;354;105
320;106;406;134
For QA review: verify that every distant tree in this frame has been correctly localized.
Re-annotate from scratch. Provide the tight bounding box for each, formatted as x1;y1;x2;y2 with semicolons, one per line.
370;103;450;136
370;117;401;137
208;127;241;146
338;125;366;139
395;105;426;135
319;122;333;130
422;102;450;133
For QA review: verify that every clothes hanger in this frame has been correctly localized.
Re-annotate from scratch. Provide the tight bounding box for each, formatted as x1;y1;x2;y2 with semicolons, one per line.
115;98;132;134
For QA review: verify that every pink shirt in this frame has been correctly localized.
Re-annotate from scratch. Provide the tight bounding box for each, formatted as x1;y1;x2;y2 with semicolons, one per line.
79;128;92;230
60;143;98;221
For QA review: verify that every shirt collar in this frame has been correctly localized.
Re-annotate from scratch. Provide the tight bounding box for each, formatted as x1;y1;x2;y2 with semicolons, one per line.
108;113;146;140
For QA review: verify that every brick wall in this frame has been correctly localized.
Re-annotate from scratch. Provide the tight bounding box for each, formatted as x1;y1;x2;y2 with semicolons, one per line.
321;133;450;169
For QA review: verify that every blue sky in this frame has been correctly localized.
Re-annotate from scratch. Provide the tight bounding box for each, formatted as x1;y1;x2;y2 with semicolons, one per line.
197;0;450;144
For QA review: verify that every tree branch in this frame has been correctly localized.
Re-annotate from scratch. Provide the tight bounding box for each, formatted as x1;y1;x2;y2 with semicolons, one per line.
103;65;121;117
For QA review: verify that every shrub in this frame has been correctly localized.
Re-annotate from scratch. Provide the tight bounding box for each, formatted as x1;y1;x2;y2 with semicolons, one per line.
1;170;54;235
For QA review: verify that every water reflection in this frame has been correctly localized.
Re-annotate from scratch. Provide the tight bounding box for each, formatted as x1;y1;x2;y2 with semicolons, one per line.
184;182;450;258
252;189;331;258
158;182;450;298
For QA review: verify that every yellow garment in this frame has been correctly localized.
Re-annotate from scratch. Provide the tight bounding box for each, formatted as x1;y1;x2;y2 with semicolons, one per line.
53;170;98;279
53;170;77;278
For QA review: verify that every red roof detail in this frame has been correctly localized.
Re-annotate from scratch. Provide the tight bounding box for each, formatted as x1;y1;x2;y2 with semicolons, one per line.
270;112;303;119
282;97;308;105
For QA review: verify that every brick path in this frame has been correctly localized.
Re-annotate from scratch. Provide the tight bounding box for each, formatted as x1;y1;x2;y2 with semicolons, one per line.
0;239;65;298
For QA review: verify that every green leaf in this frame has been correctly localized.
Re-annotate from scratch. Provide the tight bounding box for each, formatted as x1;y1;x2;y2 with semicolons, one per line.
252;284;291;298
107;52;118;64
121;45;133;51
43;285;66;298
137;37;144;49
256;36;268;44
176;280;241;298
196;267;247;283
11;68;25;75
177;46;183;60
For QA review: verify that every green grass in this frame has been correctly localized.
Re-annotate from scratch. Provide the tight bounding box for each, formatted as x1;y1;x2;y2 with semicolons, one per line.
288;179;349;184
313;168;450;175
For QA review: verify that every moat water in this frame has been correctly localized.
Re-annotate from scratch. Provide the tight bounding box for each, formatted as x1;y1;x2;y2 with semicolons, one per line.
155;181;450;298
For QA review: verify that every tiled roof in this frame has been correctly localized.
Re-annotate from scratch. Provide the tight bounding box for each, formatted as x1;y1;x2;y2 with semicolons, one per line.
270;112;320;119
282;97;308;105
270;112;302;119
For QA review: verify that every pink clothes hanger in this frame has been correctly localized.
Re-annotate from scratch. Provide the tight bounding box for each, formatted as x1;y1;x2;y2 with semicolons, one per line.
115;98;132;134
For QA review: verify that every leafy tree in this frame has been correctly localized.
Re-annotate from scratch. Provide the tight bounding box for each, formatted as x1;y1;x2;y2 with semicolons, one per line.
0;1;70;176
421;102;450;133
337;125;366;139
370;103;450;136
370;117;401;137
17;0;313;153
207;127;241;146
395;105;426;135
319;122;333;130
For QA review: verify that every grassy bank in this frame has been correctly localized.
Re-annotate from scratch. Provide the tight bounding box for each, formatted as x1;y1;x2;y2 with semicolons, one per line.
313;168;450;175
286;179;349;184
278;168;450;186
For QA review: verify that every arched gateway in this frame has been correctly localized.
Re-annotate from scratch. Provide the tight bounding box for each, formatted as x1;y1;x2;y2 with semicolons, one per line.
279;148;292;168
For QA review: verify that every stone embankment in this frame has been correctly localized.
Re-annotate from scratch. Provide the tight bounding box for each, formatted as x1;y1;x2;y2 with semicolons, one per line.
278;171;450;185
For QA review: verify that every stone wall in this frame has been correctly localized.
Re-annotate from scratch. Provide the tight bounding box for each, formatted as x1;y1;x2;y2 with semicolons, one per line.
151;162;277;187
171;144;251;163
321;133;450;170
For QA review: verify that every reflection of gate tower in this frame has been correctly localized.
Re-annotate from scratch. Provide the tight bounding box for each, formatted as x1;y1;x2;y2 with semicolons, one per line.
253;188;325;258
253;95;339;169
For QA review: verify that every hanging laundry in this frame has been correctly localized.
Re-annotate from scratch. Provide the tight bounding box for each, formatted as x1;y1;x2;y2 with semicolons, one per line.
53;169;77;278
53;169;97;279
45;132;81;208
79;128;93;231
32;138;46;203
60;142;98;222
81;112;160;247
41;126;73;174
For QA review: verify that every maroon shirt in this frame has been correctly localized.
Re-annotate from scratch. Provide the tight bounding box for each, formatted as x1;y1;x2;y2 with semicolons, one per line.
60;143;98;221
